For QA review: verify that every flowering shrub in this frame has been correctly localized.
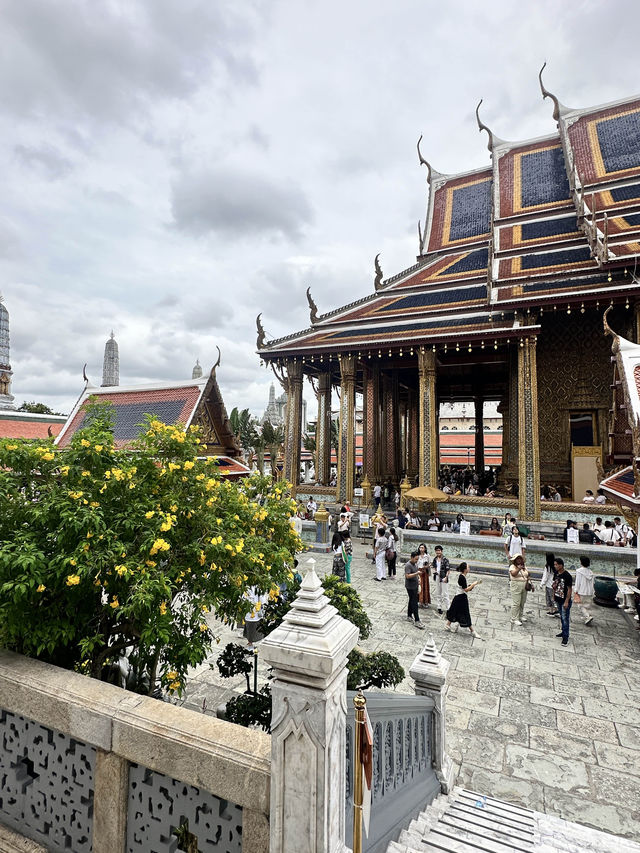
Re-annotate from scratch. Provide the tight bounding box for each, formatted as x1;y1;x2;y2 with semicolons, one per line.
0;401;302;695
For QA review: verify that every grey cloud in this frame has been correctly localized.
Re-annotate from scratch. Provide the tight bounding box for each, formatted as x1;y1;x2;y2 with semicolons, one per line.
170;166;314;242
14;143;73;179
0;0;263;124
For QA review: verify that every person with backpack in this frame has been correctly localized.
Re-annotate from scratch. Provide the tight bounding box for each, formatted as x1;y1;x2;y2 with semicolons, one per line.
330;532;346;582
504;525;526;563
386;526;398;579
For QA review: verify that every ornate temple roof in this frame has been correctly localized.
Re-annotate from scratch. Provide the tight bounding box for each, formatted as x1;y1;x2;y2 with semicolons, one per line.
0;409;66;440
259;80;640;360
55;370;244;471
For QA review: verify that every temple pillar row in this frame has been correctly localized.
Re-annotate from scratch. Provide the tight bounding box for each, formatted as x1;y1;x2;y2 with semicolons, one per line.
417;349;438;488
518;336;541;521
283;359;303;491
315;371;332;486
337;354;356;503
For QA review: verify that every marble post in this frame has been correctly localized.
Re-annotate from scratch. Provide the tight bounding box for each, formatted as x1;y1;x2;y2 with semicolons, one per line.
409;634;455;794
417;349;438;487
261;567;359;853
474;395;484;472
316;372;332;486
337;355;356;504
283;360;303;491
518;336;541;521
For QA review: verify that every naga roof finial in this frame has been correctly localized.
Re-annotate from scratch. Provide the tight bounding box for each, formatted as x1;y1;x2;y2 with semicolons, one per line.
256;313;266;349
374;254;384;291
416;135;434;184
603;305;620;354
538;62;561;123
475;99;499;153
306;286;319;324
213;345;221;371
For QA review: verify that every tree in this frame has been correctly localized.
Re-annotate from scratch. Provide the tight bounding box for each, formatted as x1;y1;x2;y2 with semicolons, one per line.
0;400;302;696
229;407;259;466
261;419;284;479
18;401;65;416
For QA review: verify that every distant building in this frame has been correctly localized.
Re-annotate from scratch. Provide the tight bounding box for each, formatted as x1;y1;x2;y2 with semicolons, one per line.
0;295;15;410
262;382;307;431
101;332;119;387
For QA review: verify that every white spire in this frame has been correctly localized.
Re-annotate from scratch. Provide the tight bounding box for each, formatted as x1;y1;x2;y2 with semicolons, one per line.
0;295;15;409
192;358;203;379
102;331;119;387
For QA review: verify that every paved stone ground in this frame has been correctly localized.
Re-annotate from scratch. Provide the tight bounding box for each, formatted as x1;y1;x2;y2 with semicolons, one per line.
183;541;640;842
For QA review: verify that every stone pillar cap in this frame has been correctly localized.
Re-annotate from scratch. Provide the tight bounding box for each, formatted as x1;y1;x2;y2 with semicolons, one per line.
409;633;450;688
260;565;359;688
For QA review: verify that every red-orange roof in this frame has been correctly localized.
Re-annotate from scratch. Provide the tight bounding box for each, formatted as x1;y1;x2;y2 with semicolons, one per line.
0;419;64;439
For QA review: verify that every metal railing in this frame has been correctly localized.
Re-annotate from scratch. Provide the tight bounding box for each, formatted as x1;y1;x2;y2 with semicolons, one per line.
345;691;440;853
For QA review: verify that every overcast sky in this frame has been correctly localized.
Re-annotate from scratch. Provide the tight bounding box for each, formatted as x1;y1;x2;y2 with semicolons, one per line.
1;0;638;418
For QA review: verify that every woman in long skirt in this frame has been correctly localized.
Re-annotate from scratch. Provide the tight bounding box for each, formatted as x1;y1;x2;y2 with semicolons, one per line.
444;563;482;637
417;543;431;607
373;527;387;582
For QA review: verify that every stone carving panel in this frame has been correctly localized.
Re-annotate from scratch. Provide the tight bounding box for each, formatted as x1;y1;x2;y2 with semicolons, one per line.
127;763;242;853
0;709;95;852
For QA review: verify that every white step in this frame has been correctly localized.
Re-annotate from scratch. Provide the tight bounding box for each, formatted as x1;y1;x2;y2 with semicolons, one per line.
387;787;640;853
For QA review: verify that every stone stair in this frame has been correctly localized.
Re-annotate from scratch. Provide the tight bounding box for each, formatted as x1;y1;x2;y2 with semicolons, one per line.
386;786;640;853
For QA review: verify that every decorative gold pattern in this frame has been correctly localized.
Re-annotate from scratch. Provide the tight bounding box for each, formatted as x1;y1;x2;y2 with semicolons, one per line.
283;359;303;492
316;371;332;485
518;336;541;521
362;365;380;482
337;354;356;503
417;349;438;487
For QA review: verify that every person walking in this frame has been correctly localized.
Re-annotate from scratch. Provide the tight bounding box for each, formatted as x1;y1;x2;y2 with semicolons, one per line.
330;532;346;581
574;556;594;625
374;526;387;582
373;482;382;508
417;543;431;608
553;557;573;646
386;526;398;579
432;545;450;614
509;555;530;626
541;551;557;616
445;562;483;637
404;551;425;630
341;530;353;584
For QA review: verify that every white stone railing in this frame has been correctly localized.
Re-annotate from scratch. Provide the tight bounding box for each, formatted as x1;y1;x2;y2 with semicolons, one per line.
0;649;270;853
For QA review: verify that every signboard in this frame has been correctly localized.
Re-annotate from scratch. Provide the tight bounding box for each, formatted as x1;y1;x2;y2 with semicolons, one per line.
353;488;364;497
359;513;370;529
459;520;471;536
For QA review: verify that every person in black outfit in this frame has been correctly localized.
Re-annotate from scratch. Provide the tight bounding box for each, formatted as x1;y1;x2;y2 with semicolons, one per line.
579;523;595;545
553;557;573;646
444;562;482;637
404;551;425;630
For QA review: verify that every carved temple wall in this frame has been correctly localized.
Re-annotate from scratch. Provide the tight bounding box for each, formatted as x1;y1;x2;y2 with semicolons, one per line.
536;308;631;488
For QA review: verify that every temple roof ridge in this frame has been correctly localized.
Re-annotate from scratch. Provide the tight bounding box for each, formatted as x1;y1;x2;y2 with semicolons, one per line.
558;90;640;123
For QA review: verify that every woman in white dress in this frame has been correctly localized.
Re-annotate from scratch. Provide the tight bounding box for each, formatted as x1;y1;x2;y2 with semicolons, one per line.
373;526;387;582
574;556;595;625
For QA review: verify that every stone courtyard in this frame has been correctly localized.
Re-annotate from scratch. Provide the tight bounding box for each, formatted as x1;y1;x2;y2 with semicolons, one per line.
184;541;640;843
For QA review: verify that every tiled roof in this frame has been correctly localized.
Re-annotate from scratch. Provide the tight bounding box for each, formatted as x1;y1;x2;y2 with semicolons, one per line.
57;384;204;448
427;170;492;252
600;465;638;507
566;99;640;187
0;419;64;439
210;456;251;479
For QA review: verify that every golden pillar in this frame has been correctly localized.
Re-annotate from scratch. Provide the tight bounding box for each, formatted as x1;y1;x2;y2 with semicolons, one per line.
316;370;332;485
337;354;356;503
417;348;438;487
408;390;419;480
474;395;484;472
283;359;303;492
518;336;541;521
362;364;380;483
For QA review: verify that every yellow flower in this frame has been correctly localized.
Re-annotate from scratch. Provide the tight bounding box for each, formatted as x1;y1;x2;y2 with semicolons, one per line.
145;560;157;567
66;574;80;586
201;605;209;613
81;470;90;477
159;601;167;615
90;501;100;508
183;460;194;470
41;452;55;462
69;558;77;566
195;473;205;481
104;470;111;479
36;584;46;592
110;597;119;609
81;439;90;447
145;511;154;518
199;623;208;632
5;443;17;450
86;531;93;539
199;551;206;566
225;544;233;551
99;484;107;494
170;504;177;513
59;465;70;476
129;482;135;489
168;462;181;472
94;444;103;452
149;538;170;556
115;564;128;576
